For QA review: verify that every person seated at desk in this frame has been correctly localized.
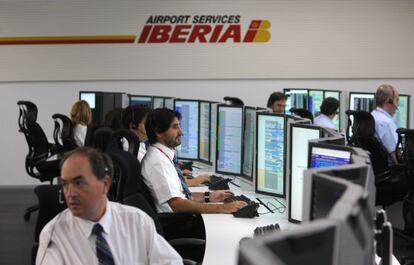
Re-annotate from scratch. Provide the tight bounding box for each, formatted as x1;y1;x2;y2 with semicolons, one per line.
267;92;287;114
141;108;247;214
371;84;400;165
314;97;339;130
70;100;92;147
36;147;182;265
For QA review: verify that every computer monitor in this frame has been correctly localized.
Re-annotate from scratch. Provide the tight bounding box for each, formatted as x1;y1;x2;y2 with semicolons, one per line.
324;90;341;130
255;113;285;197
288;124;322;223
199;101;211;163
284;89;308;114
174;100;199;160
164;98;174;110
308;142;352;169
129;95;153;108
242;107;257;180
396;94;410;128
153;97;164;109
308;90;324;117
80;92;96;109
238;219;339;265
216;105;243;175
348;92;374;112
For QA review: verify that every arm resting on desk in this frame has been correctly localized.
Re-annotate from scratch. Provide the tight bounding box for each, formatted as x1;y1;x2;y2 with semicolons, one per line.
168;197;246;214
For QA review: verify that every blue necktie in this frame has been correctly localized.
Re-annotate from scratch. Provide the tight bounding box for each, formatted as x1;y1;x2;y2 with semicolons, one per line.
173;155;193;200
93;223;115;265
144;140;150;150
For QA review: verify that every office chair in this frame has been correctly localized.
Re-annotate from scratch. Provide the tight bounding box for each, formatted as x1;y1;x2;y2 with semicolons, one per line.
17;101;61;221
345;110;408;206
223;96;244;106
289;108;314;123
114;129;140;157
83;124;103;147
52;113;77;153
92;126;123;153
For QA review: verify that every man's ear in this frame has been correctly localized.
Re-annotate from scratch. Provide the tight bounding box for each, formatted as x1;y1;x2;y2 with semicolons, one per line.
102;175;112;194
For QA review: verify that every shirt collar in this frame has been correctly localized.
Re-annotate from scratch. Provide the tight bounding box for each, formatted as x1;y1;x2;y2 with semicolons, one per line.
153;142;175;161
75;199;112;239
374;107;393;119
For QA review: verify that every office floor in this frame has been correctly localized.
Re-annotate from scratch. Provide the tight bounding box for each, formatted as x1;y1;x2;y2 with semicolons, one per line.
0;187;37;265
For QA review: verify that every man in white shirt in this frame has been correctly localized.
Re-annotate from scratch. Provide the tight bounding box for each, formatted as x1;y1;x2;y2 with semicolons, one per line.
371;84;400;164
267;92;287;114
141;108;247;214
36;147;182;265
314;97;339;130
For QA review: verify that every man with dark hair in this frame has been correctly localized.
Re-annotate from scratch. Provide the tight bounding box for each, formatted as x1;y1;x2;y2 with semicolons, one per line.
371;84;400;164
122;105;150;162
36;147;182;265
141;108;247;214
314;97;339;129
267;92;287;114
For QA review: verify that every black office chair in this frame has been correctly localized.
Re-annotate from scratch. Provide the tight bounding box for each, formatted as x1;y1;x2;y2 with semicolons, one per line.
114;129;140;157
17;101;62;221
52;113;77;153
289;108;314;123
223;96;244;106
83;124;103;147
92;127;123;153
345;110;408;206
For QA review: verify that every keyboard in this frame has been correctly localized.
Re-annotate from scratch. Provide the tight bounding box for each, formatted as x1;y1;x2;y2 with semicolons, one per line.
254;223;280;236
224;194;252;203
225;195;260;218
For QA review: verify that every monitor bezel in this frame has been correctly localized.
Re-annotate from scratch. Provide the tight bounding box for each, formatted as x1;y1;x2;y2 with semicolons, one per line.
283;88;310;113
348;92;374;112
215;104;244;176
288;123;323;223
241;106;256;181
174;99;201;161
152;96;165;109
129;94;153;109
255;112;286;198
307;142;353;169
163;97;175;110
79;91;98;109
198;101;212;165
398;94;411;128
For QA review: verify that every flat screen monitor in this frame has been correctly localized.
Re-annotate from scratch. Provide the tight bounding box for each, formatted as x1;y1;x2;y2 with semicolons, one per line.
153;97;164;109
210;103;218;164
396;94;410;128
284;89;308;114
324;91;341;130
308;143;352;169
129;95;153;108
175;100;199;160
242;107;256;180
308;90;324;117
348;92;374;112
164;98;174;110
216;105;243;175
80;92;96;109
199;101;211;163
255;113;285;197
289;124;322;223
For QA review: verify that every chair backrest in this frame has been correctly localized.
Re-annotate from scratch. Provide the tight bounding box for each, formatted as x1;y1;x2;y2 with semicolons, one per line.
92;127;122;153
52;113;77;153
83;124;102;147
289;108;314;123
114;129;140;157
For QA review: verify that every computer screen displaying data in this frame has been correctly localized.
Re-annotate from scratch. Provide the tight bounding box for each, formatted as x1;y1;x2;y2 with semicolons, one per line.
284;89;308;114
309;144;351;168
80;92;96;109
175;100;199;160
308;90;324;117
216;105;243;175
255;113;285;196
242;107;256;180
396;94;410;128
164;98;174;110
199;102;211;163
289;124;321;223
153;97;164;109
324;91;341;130
210;103;218;164
349;93;374;112
130;95;153;108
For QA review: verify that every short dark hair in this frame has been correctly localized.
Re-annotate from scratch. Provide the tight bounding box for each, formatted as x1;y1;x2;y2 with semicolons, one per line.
121;105;150;129
104;108;123;130
145;108;181;144
60;147;113;180
267;92;287;108
320;97;339;116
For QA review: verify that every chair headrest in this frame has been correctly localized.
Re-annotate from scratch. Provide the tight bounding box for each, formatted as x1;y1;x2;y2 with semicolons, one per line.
352;111;375;137
289;108;313;120
93;127;121;152
52;113;73;139
17;100;38;124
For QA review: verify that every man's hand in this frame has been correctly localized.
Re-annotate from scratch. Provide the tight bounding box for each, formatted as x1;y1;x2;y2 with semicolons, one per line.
221;201;247;213
210;190;234;202
182;169;192;176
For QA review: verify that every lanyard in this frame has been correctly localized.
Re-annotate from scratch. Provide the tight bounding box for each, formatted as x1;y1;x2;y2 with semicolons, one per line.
152;145;175;166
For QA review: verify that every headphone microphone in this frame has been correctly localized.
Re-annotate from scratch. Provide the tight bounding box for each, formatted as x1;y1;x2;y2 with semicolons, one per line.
131;108;138;130
388;87;399;109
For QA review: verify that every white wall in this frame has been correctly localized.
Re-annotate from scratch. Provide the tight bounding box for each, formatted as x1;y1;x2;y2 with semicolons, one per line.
2;79;413;186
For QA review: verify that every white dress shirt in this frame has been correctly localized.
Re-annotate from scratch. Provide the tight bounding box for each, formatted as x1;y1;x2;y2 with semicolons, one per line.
141;143;186;213
36;201;183;265
73;124;87;147
371;107;398;154
137;142;147;163
314;114;335;129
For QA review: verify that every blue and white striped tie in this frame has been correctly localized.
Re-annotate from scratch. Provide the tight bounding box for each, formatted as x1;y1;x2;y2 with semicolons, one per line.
92;223;115;265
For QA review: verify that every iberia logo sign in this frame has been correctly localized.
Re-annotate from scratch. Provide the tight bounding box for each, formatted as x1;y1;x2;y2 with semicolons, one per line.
0;15;270;45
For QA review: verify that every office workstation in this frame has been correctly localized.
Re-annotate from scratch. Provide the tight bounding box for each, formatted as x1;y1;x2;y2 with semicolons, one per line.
3;1;414;265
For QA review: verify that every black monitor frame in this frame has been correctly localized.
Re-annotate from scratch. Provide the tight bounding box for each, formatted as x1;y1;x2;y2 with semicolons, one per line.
348;92;374;112
241;106;256;181
398;94;411;128
198;101;212;165
79;91;98;109
215;104;244;176
129;94;153;109
152;96;165;109
174;99;201;161
288;123;323;223
307;142;353;169
255;112;286;197
163;97;175;110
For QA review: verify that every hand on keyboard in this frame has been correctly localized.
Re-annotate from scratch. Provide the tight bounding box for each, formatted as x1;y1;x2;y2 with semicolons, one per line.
210;190;234;202
222;201;248;214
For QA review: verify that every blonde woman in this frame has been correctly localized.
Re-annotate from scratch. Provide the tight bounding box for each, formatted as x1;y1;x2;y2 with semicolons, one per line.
70;100;92;146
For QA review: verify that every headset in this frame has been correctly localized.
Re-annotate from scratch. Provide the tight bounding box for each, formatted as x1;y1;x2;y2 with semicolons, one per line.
388;86;399;109
130;107;138;129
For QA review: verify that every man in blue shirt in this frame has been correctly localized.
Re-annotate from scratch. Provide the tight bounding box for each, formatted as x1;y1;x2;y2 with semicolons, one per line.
371;84;399;164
